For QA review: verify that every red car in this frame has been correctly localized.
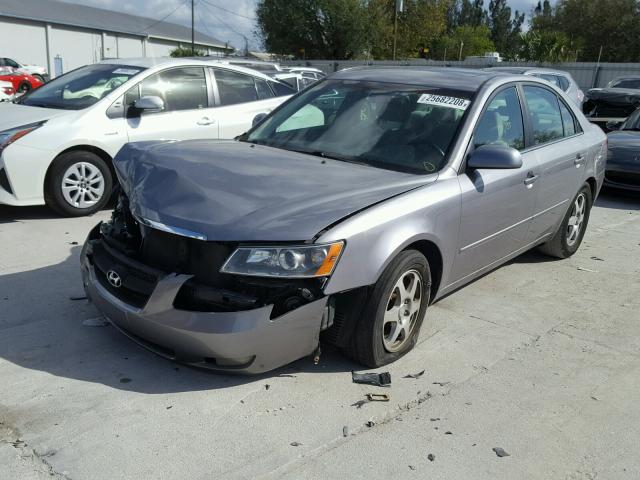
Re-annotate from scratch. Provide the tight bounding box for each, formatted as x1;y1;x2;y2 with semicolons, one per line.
0;67;43;94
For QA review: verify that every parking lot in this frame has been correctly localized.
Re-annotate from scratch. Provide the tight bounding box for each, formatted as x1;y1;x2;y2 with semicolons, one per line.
0;190;637;479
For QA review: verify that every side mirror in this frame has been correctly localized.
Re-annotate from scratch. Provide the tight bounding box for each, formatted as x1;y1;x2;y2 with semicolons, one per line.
252;112;268;127
133;95;165;113
467;144;523;169
605;120;623;131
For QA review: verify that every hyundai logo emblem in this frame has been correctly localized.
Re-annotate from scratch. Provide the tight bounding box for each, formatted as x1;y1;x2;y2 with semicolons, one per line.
107;270;122;288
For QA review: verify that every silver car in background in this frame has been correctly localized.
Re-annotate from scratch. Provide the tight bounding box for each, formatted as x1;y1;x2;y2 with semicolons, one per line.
81;67;606;374
489;66;585;106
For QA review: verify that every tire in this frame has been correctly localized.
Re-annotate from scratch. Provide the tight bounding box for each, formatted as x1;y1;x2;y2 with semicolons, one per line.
32;74;45;83
45;151;113;217
18;82;30;94
346;250;431;368
538;183;592;259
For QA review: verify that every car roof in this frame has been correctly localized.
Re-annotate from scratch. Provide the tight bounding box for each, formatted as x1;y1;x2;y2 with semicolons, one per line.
97;57;277;81
331;67;509;92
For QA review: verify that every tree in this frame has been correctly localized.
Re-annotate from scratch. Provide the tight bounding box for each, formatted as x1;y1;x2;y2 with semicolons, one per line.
518;29;574;62
170;46;206;57
256;0;368;59
458;0;487;26
393;0;450;59
487;0;524;59
432;25;495;60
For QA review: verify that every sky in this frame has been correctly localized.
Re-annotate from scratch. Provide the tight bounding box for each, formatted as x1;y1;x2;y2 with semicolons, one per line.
62;0;550;52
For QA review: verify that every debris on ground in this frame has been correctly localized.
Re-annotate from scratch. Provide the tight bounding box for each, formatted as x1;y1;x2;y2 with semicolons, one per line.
365;420;375;427
351;399;369;409
278;374;297;378
166;406;173;410
290;442;302;447
403;370;426;379
577;266;598;273
430;418;440;422
82;317;109;327
445;431;452;435
342;426;349;437
352;371;391;387
408;465;416;470
69;295;87;301
366;393;390;402
432;381;450;386
68;241;79;245
590;256;604;261
265;384;270;390
493;447;510;457
427;453;435;462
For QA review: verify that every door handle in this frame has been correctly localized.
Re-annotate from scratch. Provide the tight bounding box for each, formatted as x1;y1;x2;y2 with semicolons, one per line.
574;153;585;166
197;117;215;126
524;172;539;186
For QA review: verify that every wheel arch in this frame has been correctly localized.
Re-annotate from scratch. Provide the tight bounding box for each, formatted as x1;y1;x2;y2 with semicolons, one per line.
585;176;597;200
402;239;443;304
44;145;115;189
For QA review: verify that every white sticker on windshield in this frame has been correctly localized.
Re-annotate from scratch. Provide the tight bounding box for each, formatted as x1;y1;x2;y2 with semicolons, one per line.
112;68;140;75
417;93;470;110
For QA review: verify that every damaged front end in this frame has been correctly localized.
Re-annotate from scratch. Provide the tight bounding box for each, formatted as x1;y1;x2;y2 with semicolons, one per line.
80;192;336;373
583;89;640;131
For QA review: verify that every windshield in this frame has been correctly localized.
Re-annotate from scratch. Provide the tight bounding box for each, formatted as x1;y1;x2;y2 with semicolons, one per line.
609;78;640;90
243;80;472;174
20;64;145;110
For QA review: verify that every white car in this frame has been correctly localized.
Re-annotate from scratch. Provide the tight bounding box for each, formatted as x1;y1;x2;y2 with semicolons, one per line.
0;80;14;102
285;67;326;81
0;57;49;82
0;58;292;216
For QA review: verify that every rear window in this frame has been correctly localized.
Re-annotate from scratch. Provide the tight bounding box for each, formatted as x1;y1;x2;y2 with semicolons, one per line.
610;78;640;89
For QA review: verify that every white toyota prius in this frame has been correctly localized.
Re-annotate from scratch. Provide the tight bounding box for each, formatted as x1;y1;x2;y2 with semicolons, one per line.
0;58;294;216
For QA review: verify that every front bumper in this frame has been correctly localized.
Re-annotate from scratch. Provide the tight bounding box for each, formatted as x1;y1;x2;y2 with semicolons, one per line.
80;238;328;374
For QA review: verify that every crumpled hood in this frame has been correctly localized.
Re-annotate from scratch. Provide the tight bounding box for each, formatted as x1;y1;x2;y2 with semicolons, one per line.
113;140;436;241
0;102;69;131
607;130;640;164
586;88;640;105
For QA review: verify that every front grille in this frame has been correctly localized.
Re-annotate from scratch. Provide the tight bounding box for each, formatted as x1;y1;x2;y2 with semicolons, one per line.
0;168;12;194
90;239;161;308
606;171;640;187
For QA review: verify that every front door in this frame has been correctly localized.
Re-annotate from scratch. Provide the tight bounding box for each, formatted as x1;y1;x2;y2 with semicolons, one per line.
450;85;539;284
124;66;218;143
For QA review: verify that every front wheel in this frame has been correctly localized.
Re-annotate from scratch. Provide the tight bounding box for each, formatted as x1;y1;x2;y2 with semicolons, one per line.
346;250;431;368
538;184;593;258
45;151;113;217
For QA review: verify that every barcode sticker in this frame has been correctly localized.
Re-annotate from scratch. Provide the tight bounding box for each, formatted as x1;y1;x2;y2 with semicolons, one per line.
417;94;471;110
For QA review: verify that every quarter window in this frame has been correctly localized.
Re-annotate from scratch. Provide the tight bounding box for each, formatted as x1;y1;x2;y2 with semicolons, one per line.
269;80;296;97
523;86;564;145
214;69;258;105
474;87;525;150
255;78;274;100
133;67;208;112
559;100;577;136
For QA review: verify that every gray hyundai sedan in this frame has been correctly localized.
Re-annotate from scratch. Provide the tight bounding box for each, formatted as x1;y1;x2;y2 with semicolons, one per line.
80;67;606;373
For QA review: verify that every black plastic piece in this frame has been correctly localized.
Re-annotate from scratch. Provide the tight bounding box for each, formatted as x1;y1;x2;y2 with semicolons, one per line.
352;371;392;387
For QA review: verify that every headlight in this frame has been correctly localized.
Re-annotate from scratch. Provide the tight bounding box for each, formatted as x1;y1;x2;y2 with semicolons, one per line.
221;242;344;278
0;121;46;154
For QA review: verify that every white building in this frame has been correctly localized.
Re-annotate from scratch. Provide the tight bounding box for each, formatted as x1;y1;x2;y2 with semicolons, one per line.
0;0;233;77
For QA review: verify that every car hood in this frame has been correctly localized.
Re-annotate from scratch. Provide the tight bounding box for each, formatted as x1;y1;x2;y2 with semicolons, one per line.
586;88;640;105
113;140;436;241
0;102;69;131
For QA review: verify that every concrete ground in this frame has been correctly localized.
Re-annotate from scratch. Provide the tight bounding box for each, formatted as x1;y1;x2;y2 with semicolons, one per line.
0;191;639;480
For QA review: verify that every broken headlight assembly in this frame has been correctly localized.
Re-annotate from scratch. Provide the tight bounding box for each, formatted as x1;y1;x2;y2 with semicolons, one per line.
221;242;344;278
0;121;46;154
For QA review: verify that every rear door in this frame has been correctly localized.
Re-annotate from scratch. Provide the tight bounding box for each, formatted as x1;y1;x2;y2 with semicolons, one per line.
210;68;288;138
124;66;217;142
451;85;539;282
520;84;585;241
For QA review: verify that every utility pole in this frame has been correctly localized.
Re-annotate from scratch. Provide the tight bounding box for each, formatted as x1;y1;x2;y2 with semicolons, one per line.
191;0;195;55
458;41;464;61
393;0;403;61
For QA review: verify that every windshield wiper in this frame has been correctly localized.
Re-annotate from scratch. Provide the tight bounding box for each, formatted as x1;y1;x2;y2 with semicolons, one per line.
280;146;370;166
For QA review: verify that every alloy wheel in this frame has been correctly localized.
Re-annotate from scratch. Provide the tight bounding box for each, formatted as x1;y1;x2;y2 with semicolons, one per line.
382;269;422;352
566;192;586;246
61;162;105;209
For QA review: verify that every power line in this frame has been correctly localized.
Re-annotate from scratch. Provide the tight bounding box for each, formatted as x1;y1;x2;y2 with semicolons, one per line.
199;0;256;21
136;0;191;33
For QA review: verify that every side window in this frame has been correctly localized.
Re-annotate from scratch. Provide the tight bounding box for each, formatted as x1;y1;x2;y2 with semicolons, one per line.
255;78;274;100
557;76;570;91
474;86;525;150
559;100;578;136
5;58;20;69
269;80;296;97
138;67;207;112
523;86;564;145
213;69;258;106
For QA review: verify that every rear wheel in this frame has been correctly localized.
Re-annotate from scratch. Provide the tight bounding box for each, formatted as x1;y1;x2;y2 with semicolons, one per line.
32;74;45;83
45;151;113;217
346;250;431;367
538;184;592;258
18;82;30;94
